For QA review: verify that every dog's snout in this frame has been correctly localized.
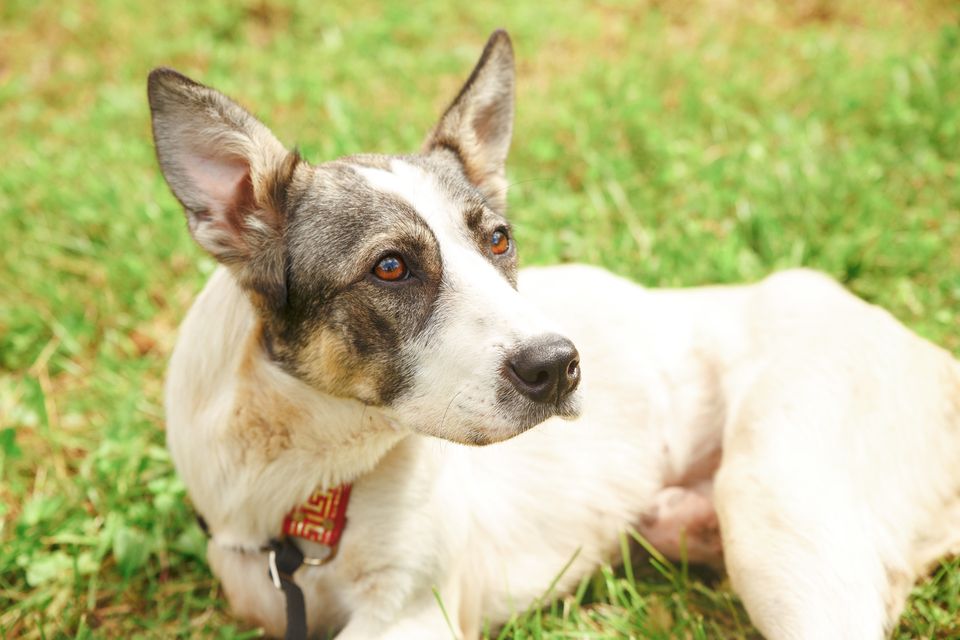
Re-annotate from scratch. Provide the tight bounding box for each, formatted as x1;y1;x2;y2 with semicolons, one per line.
507;334;581;405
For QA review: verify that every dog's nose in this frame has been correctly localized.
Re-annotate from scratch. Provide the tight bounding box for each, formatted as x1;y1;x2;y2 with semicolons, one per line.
506;334;581;405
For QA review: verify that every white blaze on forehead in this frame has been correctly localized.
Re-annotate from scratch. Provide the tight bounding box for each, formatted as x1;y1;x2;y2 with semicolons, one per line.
351;160;472;256
351;159;517;310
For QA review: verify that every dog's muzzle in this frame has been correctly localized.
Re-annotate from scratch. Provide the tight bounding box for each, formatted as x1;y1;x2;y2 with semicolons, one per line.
506;334;581;406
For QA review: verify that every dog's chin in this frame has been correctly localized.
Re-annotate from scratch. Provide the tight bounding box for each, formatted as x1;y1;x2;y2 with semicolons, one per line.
403;387;585;447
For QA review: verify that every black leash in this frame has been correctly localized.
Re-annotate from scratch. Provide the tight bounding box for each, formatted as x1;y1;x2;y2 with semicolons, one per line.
268;538;308;640
198;516;310;640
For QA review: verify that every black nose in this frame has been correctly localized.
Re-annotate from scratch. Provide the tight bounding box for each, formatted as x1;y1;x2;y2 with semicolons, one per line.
506;334;581;405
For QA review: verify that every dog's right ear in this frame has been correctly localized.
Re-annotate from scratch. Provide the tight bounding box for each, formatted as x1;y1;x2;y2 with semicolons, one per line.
421;29;515;214
148;67;300;311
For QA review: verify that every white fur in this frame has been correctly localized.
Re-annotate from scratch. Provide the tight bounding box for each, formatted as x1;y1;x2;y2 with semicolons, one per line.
167;249;960;639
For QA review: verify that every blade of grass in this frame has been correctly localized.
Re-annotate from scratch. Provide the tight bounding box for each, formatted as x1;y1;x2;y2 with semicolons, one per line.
432;585;458;640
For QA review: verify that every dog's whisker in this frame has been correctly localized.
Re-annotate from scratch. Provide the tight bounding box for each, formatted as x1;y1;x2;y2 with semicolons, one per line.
439;390;463;445
486;176;554;202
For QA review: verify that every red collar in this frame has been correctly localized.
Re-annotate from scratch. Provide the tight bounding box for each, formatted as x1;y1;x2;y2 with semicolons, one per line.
282;484;352;547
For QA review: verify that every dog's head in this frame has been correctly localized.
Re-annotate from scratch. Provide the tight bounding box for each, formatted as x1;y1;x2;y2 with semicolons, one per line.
149;29;582;445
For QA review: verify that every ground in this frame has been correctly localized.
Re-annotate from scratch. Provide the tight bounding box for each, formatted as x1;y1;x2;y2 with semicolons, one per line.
1;0;959;637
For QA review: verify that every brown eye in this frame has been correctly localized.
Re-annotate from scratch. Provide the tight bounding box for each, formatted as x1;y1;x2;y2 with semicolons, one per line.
374;255;408;281
491;229;509;255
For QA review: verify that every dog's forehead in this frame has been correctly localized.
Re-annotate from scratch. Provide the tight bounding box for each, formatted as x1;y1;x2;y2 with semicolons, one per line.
346;156;486;246
289;154;487;248
285;158;428;270
299;156;411;212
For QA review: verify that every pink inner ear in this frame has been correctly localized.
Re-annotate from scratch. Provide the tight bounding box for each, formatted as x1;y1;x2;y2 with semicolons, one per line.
472;103;504;149
182;147;253;236
469;102;510;187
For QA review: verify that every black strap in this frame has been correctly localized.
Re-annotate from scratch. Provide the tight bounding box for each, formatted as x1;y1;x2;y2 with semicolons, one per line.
196;513;310;639
270;539;308;640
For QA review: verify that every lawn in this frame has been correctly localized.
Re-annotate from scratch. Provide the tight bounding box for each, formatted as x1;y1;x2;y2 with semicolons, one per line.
2;0;960;637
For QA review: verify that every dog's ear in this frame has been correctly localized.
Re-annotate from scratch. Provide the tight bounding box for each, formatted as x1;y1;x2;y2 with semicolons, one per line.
421;29;515;214
148;67;300;311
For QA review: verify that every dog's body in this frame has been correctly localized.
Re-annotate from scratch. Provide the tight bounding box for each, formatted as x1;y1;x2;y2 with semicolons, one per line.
152;31;960;640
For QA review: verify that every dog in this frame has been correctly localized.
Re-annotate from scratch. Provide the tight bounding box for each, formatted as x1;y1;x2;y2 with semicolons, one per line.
150;29;960;640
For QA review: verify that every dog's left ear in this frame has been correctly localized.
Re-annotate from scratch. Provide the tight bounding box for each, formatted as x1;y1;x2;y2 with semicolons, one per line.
421;29;515;213
147;67;301;313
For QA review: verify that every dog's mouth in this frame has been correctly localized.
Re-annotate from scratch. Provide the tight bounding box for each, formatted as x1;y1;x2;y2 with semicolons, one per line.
393;371;584;448
458;369;583;446
446;333;582;444
388;331;585;447
511;379;584;425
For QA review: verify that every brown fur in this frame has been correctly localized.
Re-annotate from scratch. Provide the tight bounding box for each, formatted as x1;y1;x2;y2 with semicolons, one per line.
230;322;297;464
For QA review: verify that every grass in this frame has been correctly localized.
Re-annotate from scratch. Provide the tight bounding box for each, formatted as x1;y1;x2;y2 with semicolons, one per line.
2;0;960;637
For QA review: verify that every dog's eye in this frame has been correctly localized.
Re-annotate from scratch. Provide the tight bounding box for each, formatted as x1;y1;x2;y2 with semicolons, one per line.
373;255;408;281
491;229;510;255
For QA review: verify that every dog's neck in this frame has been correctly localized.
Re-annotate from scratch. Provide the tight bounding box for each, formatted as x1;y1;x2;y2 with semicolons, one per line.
169;268;408;550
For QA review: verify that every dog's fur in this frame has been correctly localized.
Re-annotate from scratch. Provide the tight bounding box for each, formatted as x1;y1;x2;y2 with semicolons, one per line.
151;30;960;640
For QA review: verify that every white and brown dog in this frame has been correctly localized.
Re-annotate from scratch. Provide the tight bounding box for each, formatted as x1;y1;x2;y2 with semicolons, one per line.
150;29;960;640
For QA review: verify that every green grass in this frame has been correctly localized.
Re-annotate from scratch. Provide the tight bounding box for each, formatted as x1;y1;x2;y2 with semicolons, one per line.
2;0;960;637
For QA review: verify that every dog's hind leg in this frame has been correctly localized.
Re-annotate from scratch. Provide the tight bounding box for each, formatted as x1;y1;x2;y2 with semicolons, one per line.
713;397;894;639
716;471;891;639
